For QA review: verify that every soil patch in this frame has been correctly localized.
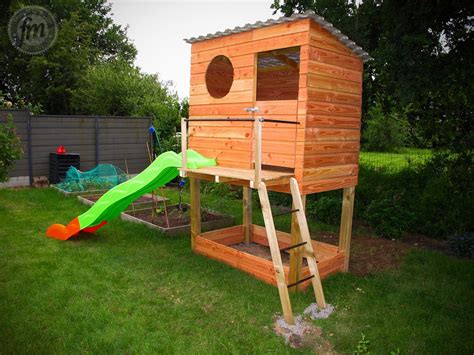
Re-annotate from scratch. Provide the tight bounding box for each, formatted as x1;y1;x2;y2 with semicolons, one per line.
230;242;308;267
312;230;448;276
128;205;222;228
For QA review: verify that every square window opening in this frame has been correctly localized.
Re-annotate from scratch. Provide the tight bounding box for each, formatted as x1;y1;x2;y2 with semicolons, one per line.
256;46;300;101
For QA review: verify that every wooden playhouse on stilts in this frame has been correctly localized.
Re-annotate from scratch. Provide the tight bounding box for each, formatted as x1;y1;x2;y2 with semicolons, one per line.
180;11;371;324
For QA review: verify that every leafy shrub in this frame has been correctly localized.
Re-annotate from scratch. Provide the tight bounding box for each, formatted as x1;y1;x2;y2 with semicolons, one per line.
414;152;473;237
355;152;473;239
0;114;23;182
363;197;413;239
307;195;342;225
447;233;474;258
363;101;409;152
202;181;241;200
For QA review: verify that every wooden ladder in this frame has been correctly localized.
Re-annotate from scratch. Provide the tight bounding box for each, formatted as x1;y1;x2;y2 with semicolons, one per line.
257;177;326;324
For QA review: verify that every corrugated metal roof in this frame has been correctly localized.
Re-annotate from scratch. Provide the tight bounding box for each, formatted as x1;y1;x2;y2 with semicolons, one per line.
184;10;372;62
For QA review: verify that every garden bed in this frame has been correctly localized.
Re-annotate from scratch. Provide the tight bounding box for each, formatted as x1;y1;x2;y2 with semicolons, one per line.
78;192;168;211
121;204;235;236
52;184;109;196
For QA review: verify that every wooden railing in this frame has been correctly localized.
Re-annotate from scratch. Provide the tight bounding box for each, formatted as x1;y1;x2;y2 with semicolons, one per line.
180;117;298;186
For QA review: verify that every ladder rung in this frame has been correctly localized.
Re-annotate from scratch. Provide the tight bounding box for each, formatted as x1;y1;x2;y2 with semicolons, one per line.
287;275;314;288
273;208;299;217
280;241;307;252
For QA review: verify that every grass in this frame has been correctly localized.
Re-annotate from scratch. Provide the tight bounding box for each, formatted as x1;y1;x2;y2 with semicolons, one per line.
0;187;473;354
359;148;432;172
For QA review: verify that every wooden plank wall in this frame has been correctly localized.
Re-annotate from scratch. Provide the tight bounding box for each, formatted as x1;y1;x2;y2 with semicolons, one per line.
300;21;363;194
188;19;312;169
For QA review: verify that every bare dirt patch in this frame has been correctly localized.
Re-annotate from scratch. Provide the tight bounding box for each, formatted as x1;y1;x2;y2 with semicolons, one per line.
312;230;448;276
129;205;222;229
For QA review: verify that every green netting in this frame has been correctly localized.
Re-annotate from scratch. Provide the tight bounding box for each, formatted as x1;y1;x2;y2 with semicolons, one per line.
56;164;128;192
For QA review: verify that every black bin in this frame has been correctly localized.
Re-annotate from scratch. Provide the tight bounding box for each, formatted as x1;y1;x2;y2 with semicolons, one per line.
49;153;80;184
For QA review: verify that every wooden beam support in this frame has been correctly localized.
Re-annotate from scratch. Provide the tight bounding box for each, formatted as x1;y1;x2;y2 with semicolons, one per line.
180;117;187;177
253;117;262;188
242;186;252;244
190;177;201;251
339;186;355;272
288;194;306;292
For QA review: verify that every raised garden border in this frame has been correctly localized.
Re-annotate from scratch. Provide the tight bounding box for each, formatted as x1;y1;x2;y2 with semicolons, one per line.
121;204;235;236
52;184;109;196
77;192;235;236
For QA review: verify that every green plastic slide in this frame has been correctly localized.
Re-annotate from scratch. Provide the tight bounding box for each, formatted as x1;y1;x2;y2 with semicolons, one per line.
46;150;216;240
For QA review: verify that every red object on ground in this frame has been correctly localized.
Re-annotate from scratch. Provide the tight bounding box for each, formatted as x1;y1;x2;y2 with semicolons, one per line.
56;145;66;154
46;217;81;240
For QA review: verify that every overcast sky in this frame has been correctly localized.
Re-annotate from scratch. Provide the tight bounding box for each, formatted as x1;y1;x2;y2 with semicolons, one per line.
109;0;279;99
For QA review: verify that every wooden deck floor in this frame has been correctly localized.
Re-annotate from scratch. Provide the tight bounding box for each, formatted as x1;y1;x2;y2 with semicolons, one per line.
182;166;294;187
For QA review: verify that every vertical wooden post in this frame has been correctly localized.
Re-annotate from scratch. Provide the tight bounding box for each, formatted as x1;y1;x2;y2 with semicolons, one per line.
288;194;305;292
181;117;187;176
242;186;252;244
190;177;201;251
253;117;262;187
339;186;355;272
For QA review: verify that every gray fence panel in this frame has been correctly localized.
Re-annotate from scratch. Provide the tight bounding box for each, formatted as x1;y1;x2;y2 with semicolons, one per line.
31;115;97;175
98;118;150;174
0;109;151;184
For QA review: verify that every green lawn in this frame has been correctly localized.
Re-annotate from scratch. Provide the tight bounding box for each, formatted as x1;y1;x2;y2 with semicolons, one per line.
0;188;473;354
359;149;432;172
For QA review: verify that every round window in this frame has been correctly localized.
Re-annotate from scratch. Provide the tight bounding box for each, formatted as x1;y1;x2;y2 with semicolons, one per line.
205;55;234;98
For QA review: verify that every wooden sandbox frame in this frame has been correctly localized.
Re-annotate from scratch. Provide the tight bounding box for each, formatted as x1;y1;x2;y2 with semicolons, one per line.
194;224;345;290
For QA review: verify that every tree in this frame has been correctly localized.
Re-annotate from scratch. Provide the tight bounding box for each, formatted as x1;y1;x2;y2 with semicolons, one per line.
0;113;23;182
271;0;474;154
0;0;137;114
71;60;182;152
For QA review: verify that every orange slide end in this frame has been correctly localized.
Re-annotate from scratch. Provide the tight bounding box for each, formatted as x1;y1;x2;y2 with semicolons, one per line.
82;221;107;233
46;217;81;240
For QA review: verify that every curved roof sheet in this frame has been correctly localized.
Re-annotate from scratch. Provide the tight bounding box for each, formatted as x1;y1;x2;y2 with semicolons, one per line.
184;10;372;62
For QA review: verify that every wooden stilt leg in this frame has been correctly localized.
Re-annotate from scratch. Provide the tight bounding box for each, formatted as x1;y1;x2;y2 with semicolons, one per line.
242;186;252;244
339;186;355;272
258;182;294;325
288;195;305;292
290;178;326;309
190;177;201;251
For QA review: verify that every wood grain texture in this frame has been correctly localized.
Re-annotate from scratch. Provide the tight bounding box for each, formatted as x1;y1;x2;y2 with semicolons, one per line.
191;32;308;64
258;181;294;324
190;177;201;250
290;178;326;308
339;186;355;271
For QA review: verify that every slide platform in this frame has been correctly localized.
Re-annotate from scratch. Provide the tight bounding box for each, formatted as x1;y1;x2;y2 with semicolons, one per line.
46;150;215;240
